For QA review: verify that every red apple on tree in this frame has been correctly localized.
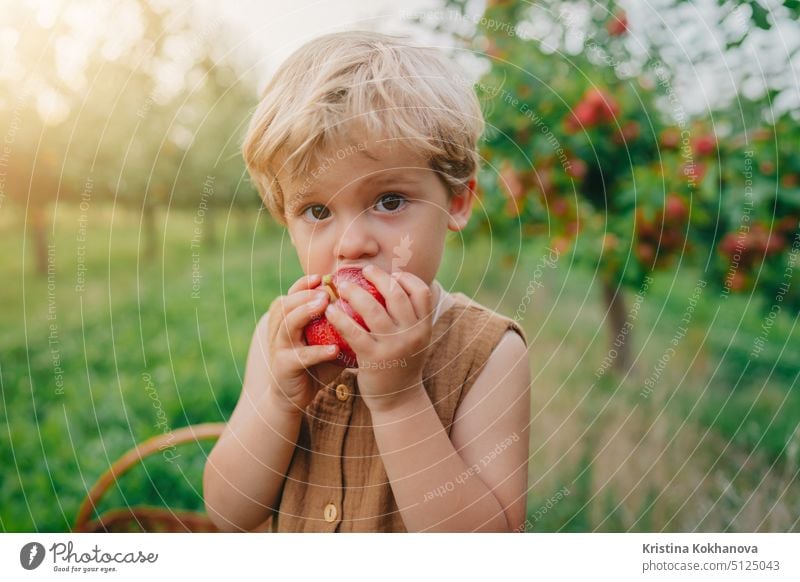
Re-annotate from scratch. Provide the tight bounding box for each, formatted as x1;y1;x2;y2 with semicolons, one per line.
606;10;628;36
303;267;386;368
550;235;572;255
659;127;681;150
781;174;799;188
601;233;619;253
719;233;740;258
664;193;689;223
565;219;580;236
682;161;708;184
566;158;588;179
583;87;620;122
692;134;716;157
565;101;598;133
636;242;656;265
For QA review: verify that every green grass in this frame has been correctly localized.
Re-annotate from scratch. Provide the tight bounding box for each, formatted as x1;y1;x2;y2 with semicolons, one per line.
488;235;799;531
1;204;798;532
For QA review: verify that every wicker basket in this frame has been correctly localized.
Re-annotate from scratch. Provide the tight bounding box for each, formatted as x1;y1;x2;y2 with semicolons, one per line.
73;423;229;533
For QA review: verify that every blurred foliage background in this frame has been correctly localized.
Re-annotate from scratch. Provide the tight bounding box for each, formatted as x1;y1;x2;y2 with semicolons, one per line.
1;0;798;532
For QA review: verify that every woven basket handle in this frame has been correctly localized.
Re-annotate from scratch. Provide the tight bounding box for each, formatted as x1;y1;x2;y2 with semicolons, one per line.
73;422;226;531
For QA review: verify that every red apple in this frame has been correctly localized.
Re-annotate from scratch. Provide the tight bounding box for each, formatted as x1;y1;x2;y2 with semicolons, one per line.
781;173;799;188
550;235;572;255
658;226;683;249
550;197;569;217
664;193;689;223
566;158;588;180
692;134;716;157
719;233;740;258
636;243;656;264
606;10;628;36
660;127;681;150
303;267;386;367
750;223;784;255
566;101;599;132
682;161;707;184
565;219;580;236
601;233;619;252
565;88;617;131
613;120;641;144
582;87;619;122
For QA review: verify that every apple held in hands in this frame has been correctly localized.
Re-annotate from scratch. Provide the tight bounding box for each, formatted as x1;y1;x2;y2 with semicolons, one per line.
303;267;386;367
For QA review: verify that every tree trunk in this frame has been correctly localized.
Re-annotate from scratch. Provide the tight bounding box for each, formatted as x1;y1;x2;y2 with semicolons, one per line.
601;277;633;376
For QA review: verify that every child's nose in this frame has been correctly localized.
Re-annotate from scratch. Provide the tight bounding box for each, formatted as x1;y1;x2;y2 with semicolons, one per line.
335;217;379;260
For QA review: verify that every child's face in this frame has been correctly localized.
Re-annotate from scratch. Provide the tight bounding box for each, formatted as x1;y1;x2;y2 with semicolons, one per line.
279;136;474;285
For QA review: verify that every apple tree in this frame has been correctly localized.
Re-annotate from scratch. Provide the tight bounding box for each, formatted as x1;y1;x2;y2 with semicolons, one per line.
437;0;799;373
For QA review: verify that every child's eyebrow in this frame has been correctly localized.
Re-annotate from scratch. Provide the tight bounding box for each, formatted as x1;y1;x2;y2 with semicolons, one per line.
361;172;422;191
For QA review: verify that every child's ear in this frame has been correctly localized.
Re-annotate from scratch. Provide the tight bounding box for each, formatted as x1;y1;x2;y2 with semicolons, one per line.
447;177;476;232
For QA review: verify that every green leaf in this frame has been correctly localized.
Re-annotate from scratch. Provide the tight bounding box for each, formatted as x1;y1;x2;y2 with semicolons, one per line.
777;187;800;208
725;34;748;51
749;1;772;29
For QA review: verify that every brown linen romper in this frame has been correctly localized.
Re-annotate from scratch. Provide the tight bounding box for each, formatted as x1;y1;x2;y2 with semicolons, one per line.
261;288;528;532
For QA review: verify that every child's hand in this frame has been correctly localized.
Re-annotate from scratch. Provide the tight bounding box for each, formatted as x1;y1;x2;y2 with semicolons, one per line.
324;265;434;413
267;274;340;415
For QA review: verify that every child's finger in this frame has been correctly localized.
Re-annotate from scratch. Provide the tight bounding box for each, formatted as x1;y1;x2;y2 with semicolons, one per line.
276;288;329;314
276;293;330;345
272;292;324;345
337;281;393;334
362;266;415;325
285;343;340;371
391;271;434;322
324;301;374;351
288;273;322;294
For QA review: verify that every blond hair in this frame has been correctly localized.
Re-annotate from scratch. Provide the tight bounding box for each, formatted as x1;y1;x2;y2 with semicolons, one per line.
241;30;484;225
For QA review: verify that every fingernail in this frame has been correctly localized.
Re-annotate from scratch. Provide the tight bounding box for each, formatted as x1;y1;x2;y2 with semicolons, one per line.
315;291;327;301
325;304;336;315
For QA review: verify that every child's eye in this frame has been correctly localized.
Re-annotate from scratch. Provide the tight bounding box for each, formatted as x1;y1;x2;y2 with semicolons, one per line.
375;193;407;213
302;204;330;221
